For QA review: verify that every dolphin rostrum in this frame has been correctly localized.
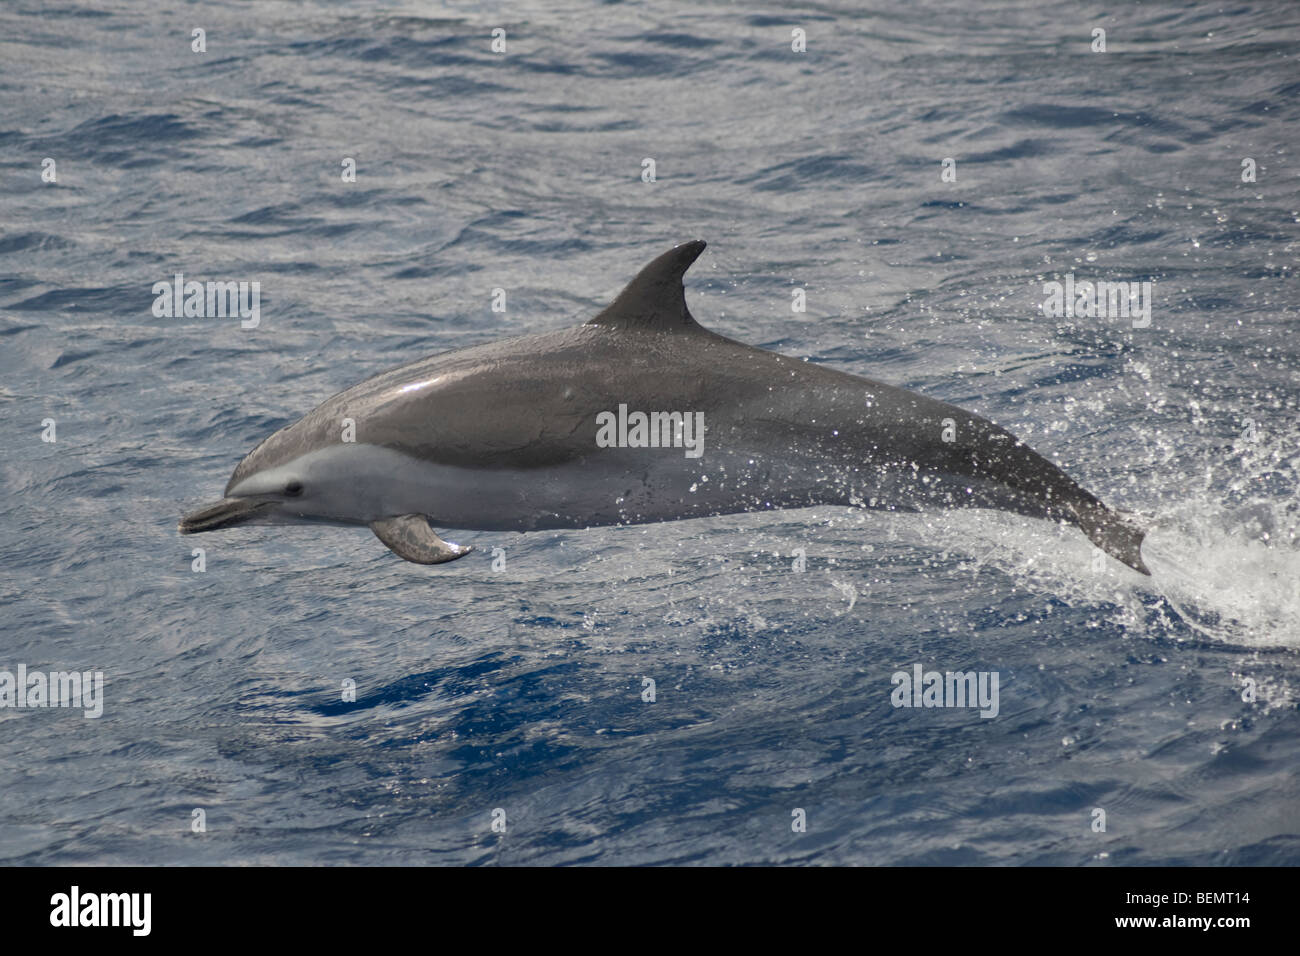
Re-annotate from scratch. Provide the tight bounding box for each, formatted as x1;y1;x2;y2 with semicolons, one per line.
179;240;1150;575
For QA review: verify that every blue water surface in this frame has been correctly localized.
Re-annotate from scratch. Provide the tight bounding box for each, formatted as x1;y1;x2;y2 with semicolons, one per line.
1;0;1297;865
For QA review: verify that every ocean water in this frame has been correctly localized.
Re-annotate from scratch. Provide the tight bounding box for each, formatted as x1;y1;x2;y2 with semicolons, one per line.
1;0;1297;865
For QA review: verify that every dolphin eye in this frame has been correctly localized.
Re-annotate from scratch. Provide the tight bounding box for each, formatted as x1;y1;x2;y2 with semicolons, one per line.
284;480;304;498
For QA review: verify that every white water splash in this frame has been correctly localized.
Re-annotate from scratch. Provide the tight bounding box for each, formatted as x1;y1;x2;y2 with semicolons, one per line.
1141;513;1300;649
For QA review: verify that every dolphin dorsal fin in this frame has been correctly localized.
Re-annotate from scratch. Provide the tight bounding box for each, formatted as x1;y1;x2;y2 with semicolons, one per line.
586;240;707;332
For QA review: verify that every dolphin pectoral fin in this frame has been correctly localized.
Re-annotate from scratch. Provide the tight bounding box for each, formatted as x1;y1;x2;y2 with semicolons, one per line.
370;515;473;565
1071;501;1151;576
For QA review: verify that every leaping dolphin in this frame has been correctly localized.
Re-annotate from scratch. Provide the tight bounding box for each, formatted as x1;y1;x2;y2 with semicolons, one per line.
179;240;1150;575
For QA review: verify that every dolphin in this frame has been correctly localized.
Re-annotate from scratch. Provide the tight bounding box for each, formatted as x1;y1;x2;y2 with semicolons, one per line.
179;240;1150;575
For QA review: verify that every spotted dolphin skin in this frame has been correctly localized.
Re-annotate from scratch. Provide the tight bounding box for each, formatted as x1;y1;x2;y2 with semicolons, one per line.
179;240;1150;574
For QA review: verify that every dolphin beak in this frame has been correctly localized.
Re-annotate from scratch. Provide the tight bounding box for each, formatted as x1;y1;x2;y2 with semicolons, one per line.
178;497;277;534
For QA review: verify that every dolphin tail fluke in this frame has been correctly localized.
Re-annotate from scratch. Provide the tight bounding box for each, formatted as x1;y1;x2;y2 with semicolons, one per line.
370;515;473;565
1070;500;1150;575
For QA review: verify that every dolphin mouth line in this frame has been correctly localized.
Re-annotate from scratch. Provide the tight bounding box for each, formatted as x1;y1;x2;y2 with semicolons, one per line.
178;497;276;534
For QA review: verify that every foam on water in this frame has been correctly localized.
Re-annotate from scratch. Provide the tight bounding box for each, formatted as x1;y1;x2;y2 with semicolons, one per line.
1144;518;1299;650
